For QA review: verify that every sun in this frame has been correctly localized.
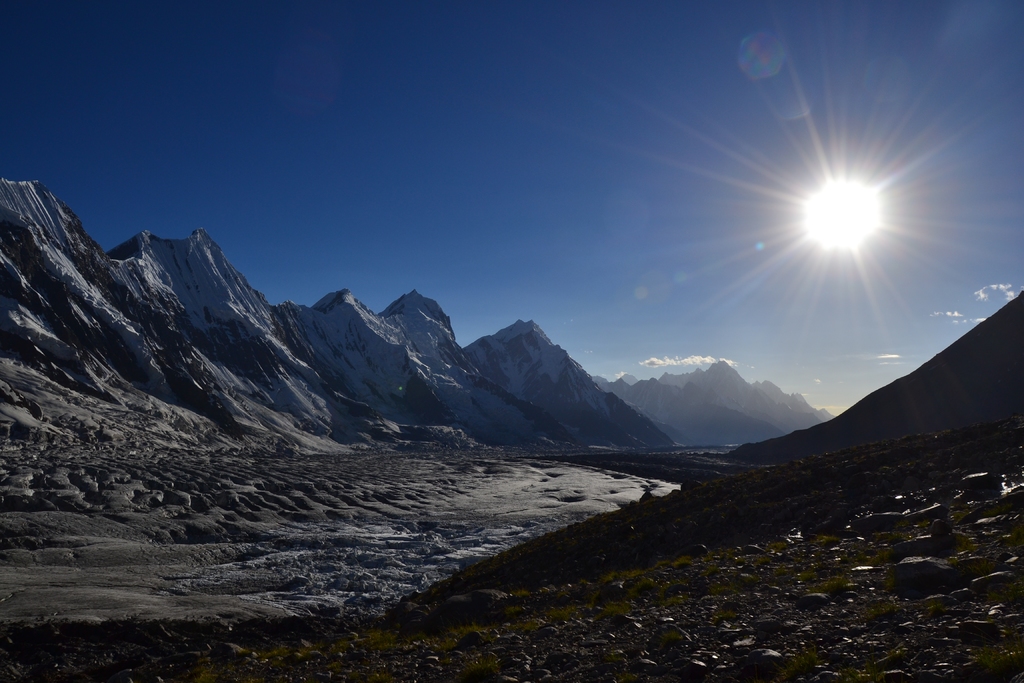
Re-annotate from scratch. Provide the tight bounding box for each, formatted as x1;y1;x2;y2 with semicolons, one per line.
805;181;881;249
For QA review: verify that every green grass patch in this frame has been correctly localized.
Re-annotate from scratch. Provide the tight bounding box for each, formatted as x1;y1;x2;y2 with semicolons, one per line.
766;541;788;552
796;570;816;583
616;674;639;683
814;534;841;546
659;630;684;648
701;564;720;577
992;578;1024;603
458;654;501;683
504;605;524;620
975;636;1024;677
1004;525;1024;547
628;577;658;599
864;600;900;621
509;588;530;598
547;605;576;622
775;646;820;681
362;629;399;651
951;556;996;579
596;601;631;620
367;672;394;683
924;599;947;618
813;575;853;595
954;534;977;553
711;608;736;625
708;582;736;596
672;555;693;568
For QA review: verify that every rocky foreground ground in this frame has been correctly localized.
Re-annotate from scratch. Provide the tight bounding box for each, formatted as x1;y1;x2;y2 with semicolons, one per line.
8;418;1024;682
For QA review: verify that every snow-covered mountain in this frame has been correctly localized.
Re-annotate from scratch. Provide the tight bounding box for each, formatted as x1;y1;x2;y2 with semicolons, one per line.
600;361;831;446
0;179;660;450
465;321;673;448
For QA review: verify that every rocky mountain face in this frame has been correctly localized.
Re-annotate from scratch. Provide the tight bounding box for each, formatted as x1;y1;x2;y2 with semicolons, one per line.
733;293;1024;464
465;321;674;448
0;179;667;450
597;361;830;446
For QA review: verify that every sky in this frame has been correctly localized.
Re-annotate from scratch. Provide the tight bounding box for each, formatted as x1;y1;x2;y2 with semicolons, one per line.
3;1;1024;414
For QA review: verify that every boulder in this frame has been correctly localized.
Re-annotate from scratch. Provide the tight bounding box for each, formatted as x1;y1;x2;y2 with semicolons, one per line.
892;535;955;560
419;589;508;634
795;593;831;610
893;557;960;591
851;512;904;534
741;649;785;679
970;571;1015;594
905;503;948;523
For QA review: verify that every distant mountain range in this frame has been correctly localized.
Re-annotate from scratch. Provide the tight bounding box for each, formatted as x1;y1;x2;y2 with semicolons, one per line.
732;292;1024;464
0;179;671;451
594;362;831;446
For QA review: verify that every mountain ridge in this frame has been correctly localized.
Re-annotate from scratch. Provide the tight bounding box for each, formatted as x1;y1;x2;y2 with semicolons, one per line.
0;179;668;450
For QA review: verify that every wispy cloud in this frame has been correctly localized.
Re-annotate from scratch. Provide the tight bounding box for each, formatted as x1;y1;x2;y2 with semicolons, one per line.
931;311;963;318
952;317;986;325
975;284;1016;302
639;355;737;368
877;353;901;359
814;378;821;384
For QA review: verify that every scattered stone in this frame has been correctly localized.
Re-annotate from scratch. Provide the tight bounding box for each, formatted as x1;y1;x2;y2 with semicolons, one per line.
892;534;955;560
893;557;959;591
795;593;831;610
970;571;1015;594
850;512;904;534
958;619;1001;643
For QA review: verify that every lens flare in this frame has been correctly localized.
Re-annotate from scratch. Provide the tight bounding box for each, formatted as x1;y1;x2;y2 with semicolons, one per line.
805;182;881;249
738;31;786;80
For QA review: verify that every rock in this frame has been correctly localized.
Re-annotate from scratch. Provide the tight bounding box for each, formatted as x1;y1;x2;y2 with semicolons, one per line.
882;671;910;682
970;571;1015;594
929;518;952;537
106;670;134;683
963;472;999;490
958;619;1001;643
420;589;507;633
905;503;948;523
741;649;785;679
893;557;960;591
901;476;921;491
813;673;841;683
454;630;486;650
795;593;831;610
851;512;904;534
211;642;245;659
677;659;708;680
892;535;955;560
600;580;628;602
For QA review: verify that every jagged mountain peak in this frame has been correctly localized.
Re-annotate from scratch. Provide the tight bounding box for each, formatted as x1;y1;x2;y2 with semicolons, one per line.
312;289;357;314
381;290;454;336
0;179;81;252
491;319;551;345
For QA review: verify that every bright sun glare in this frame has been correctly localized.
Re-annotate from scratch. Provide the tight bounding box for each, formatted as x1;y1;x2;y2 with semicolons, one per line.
805;181;881;249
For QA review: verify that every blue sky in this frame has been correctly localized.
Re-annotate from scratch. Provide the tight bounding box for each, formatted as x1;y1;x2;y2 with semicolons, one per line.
4;1;1023;413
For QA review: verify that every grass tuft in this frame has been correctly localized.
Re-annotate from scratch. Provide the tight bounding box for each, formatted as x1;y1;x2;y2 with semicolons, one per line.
864;600;900;622
775;646;820;681
975;636;1024;677
458;654;501;683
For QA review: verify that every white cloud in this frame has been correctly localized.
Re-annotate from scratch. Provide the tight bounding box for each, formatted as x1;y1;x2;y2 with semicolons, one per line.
952;317;986;325
931;311;962;318
975;284;1016;302
814;378;821;384
639;355;737;368
877;353;901;359
613;371;628;379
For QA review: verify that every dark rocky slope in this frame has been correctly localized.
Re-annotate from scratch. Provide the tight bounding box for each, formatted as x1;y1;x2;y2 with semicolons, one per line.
18;416;1024;682
733;294;1024;464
